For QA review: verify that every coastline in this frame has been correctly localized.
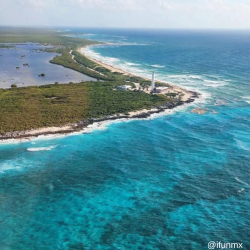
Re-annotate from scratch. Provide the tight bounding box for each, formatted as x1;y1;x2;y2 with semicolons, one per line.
0;98;197;144
0;44;200;143
79;45;194;102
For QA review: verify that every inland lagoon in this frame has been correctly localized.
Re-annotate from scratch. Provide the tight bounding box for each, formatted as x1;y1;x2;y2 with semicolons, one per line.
0;43;95;88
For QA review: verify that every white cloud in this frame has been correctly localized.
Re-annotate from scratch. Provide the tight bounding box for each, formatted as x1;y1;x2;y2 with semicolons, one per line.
1;0;250;28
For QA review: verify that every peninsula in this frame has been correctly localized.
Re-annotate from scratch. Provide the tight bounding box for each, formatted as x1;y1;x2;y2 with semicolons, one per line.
0;28;198;141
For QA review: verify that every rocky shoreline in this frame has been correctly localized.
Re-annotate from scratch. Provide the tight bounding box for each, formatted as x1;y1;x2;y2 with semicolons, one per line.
0;91;199;142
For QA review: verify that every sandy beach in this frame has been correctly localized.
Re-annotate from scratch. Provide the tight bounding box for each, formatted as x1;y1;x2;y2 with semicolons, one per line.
78;46;194;102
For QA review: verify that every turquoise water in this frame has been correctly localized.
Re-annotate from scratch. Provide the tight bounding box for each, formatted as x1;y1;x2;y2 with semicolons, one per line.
0;43;95;88
0;30;250;250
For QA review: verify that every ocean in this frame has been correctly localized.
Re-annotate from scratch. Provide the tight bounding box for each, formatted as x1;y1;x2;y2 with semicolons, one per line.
0;29;250;250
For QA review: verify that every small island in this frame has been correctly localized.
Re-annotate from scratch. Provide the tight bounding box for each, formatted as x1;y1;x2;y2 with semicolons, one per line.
0;28;199;141
0;44;15;49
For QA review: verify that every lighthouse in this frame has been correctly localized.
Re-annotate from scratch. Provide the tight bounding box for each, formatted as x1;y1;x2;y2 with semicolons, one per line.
151;72;155;92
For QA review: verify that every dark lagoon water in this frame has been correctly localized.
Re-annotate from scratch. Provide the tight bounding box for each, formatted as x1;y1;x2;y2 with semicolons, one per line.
0;30;250;250
0;43;95;88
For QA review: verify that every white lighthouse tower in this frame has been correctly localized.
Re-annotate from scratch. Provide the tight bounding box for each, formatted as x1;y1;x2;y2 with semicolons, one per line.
151;72;155;92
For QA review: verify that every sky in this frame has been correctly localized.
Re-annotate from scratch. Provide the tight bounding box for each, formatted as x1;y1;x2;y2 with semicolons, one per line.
1;0;250;29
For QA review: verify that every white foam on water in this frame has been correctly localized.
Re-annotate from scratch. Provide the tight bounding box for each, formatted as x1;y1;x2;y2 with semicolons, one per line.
242;96;250;104
83;46;121;66
27;145;57;152
237;188;245;194
106;57;120;63
204;80;221;84
0;162;21;174
202;79;228;88
189;75;203;80
166;74;204;85
0;138;31;145
151;64;165;68
167;74;189;79
83;122;111;133
234;139;250;152
89;41;149;47
125;62;140;66
186;79;196;83
109;42;149;46
235;177;249;187
193;91;211;104
203;82;228;88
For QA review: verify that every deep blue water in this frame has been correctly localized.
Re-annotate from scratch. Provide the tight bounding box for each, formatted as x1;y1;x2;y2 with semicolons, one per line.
0;43;95;88
0;29;250;250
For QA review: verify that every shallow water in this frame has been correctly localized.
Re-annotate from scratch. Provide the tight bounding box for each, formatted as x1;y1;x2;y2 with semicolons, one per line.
0;43;95;88
0;30;250;250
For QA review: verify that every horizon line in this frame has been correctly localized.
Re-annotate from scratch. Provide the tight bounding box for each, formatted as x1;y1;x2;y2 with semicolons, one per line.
1;25;250;32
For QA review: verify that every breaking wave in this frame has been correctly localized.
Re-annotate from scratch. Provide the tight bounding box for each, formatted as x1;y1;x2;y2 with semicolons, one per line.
151;64;165;68
27;146;57;152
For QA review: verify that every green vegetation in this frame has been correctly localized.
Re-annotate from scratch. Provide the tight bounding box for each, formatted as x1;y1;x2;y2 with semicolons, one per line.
0;44;15;48
166;93;178;98
87;82;168;118
0;27;97;47
0;82;169;134
50;48;112;81
72;50;97;68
